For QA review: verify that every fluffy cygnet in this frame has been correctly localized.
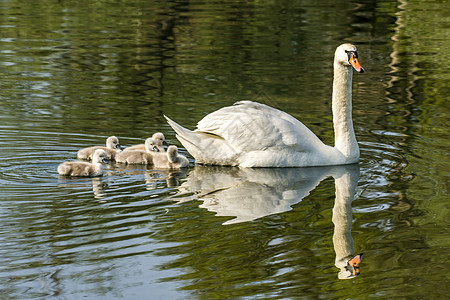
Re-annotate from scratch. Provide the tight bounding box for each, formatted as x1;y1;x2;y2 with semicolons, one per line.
77;136;123;161
152;145;189;169
124;132;168;152
58;149;108;177
115;137;158;165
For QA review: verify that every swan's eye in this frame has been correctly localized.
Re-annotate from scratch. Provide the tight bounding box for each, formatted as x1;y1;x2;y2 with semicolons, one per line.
345;50;358;61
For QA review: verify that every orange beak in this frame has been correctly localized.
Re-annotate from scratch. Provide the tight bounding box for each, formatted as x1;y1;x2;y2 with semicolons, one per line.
346;253;363;277
348;254;363;266
349;55;364;73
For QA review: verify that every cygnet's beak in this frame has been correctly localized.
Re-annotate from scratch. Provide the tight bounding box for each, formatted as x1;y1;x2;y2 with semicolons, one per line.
102;158;109;164
163;141;169;146
153;146;160;152
117;144;126;150
349;55;364;73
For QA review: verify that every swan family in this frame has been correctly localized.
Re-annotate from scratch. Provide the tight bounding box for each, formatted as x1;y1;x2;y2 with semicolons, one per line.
58;133;189;177
58;43;363;175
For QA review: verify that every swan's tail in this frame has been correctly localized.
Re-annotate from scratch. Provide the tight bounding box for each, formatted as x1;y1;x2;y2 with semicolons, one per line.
164;115;239;165
164;115;201;148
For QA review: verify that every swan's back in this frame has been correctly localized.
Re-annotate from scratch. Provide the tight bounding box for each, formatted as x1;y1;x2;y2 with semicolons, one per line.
196;101;322;151
166;101;334;167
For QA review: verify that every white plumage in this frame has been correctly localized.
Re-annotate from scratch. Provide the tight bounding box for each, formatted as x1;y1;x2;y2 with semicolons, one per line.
164;43;364;167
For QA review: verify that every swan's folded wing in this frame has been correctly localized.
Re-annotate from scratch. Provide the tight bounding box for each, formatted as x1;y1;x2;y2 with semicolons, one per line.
196;101;326;152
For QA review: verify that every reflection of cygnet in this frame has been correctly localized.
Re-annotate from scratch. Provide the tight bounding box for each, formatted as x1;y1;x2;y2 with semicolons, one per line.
77;136;123;161
124;132;168;152
153;146;189;169
115;138;158;165
144;169;188;190
91;177;106;199
58;149;108;177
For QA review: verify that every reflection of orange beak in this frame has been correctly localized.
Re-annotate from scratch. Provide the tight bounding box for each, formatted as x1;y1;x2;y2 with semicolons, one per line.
349;55;364;73
346;253;363;277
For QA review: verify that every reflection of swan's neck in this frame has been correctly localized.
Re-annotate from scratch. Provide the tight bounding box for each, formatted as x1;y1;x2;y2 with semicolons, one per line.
331;167;359;279
332;63;359;160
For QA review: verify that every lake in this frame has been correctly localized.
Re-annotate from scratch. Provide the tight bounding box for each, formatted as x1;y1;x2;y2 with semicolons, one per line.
0;0;448;299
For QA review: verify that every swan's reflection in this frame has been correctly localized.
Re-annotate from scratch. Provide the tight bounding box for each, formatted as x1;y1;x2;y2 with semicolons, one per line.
175;164;362;279
330;164;362;279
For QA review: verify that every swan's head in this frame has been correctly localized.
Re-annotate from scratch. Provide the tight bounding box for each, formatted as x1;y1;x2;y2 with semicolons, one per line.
92;149;108;164
144;137;159;152
152;132;169;147
335;43;364;73
106;136;123;150
167;145;178;163
339;253;363;279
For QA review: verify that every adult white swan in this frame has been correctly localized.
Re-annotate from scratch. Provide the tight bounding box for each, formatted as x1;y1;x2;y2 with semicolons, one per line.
165;43;364;167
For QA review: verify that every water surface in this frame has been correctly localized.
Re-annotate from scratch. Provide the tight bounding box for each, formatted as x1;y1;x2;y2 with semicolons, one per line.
0;0;448;299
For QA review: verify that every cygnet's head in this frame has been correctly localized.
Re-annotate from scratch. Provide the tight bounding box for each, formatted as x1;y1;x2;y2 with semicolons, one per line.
166;145;178;163
152;132;169;147
92;149;108;164
144;137;159;152
106;136;122;150
335;43;364;73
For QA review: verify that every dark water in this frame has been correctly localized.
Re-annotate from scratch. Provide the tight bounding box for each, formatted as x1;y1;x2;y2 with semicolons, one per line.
0;0;448;299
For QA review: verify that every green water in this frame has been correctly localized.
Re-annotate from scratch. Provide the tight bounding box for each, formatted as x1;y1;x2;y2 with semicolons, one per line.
0;0;448;299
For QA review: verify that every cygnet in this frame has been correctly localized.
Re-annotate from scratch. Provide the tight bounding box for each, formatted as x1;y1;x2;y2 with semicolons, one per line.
152;145;189;169
115;137;158;165
58;149;108;177
124;132;168;152
77;136;123;161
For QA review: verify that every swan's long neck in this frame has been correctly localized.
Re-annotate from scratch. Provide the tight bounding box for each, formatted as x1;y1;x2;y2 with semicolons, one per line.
332;62;359;161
